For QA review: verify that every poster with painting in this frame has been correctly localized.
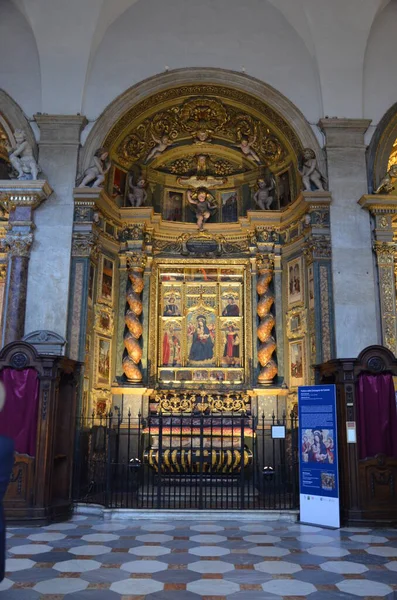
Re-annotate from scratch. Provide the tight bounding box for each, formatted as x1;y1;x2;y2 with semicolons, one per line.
161;320;182;367
288;257;303;306
99;256;114;305
221;289;240;316
308;264;315;309
187;310;216;366
221;191;238;222
289;340;305;388
95;336;111;388
164;190;183;221
221;321;241;367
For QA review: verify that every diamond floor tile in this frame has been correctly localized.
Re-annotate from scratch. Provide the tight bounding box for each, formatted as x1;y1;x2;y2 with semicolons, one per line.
2;514;397;599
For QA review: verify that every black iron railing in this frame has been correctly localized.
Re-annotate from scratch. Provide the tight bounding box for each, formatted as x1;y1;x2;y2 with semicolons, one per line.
73;410;299;510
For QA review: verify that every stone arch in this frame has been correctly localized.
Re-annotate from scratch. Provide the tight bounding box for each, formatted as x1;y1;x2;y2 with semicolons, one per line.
367;102;397;193
0;89;38;158
80;68;323;178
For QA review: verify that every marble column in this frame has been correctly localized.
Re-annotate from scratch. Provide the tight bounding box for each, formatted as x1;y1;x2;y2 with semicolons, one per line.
319;119;380;357
0;181;52;345
25;115;87;342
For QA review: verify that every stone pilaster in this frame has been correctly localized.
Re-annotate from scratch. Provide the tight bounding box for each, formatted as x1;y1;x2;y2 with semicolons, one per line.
302;192;335;367
0;180;52;345
25;115;87;341
319;119;379;357
359;195;397;354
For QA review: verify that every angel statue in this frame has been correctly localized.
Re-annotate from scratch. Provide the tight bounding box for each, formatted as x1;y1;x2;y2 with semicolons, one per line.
127;172;147;207
78;148;111;187
7;129;40;180
236;135;261;165
187;187;217;230
374;165;397;194
144;133;173;163
253;177;275;210
298;148;325;191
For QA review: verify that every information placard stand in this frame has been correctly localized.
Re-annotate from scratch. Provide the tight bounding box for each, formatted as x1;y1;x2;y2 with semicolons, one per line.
298;385;340;528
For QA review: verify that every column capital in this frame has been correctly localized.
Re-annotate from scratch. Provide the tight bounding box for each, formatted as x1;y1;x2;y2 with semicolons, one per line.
34;114;87;146
256;253;274;272
303;234;332;261
4;232;33;258
319;118;371;148
71;231;98;258
126;251;147;271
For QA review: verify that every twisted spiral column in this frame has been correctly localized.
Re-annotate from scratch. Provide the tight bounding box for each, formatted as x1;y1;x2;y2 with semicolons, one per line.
122;252;147;382
256;255;277;384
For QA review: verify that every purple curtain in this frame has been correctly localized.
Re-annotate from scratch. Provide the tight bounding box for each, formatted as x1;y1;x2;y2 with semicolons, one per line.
0;368;39;456
356;372;397;460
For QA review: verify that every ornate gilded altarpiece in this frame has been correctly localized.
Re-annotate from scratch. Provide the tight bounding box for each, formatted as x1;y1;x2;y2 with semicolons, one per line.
151;260;250;387
69;84;336;420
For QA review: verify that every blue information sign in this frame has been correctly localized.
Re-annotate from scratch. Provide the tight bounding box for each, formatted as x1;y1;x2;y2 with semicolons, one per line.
298;385;340;528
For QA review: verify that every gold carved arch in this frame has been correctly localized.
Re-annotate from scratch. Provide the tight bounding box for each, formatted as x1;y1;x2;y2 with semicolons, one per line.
104;84;302;200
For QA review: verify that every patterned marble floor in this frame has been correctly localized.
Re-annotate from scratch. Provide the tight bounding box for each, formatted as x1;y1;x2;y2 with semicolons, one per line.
1;515;397;599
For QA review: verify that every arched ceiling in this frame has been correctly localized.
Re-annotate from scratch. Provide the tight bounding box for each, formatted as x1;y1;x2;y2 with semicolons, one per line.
0;0;394;137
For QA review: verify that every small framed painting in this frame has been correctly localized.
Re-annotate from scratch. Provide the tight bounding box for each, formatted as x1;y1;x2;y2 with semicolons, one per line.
287;257;303;306
308;264;315;309
221;191;238;222
88;262;95;303
99;256;114;305
289;340;305;388
94;336;112;389
94;305;114;336
286;308;307;340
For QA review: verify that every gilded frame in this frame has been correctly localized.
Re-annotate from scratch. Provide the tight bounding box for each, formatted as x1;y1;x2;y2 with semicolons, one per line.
149;258;252;386
98;255;115;306
287;256;304;307
94;334;112;389
286;308;307;340
289;339;306;389
92;388;112;417
94;304;115;337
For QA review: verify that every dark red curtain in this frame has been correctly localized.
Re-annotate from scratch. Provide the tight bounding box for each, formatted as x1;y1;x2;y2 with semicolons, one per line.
0;368;39;456
356;372;397;460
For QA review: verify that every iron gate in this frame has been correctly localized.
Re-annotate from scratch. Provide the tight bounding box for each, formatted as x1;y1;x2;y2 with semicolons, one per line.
73;409;299;510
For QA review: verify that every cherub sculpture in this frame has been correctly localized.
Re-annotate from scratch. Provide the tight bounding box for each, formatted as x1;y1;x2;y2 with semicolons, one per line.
127;172;147;207
253;177;275;210
194;128;212;144
298;148;325;191
144;133;173;163
236;135;261;164
79;148;110;187
187;187;216;230
374;165;397;194
7;129;40;180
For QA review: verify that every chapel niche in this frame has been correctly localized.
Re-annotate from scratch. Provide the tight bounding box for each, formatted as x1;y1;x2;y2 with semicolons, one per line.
104;87;301;220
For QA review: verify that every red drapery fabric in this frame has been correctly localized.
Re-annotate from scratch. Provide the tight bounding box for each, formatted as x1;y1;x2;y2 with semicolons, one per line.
356;372;397;460
0;368;39;456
